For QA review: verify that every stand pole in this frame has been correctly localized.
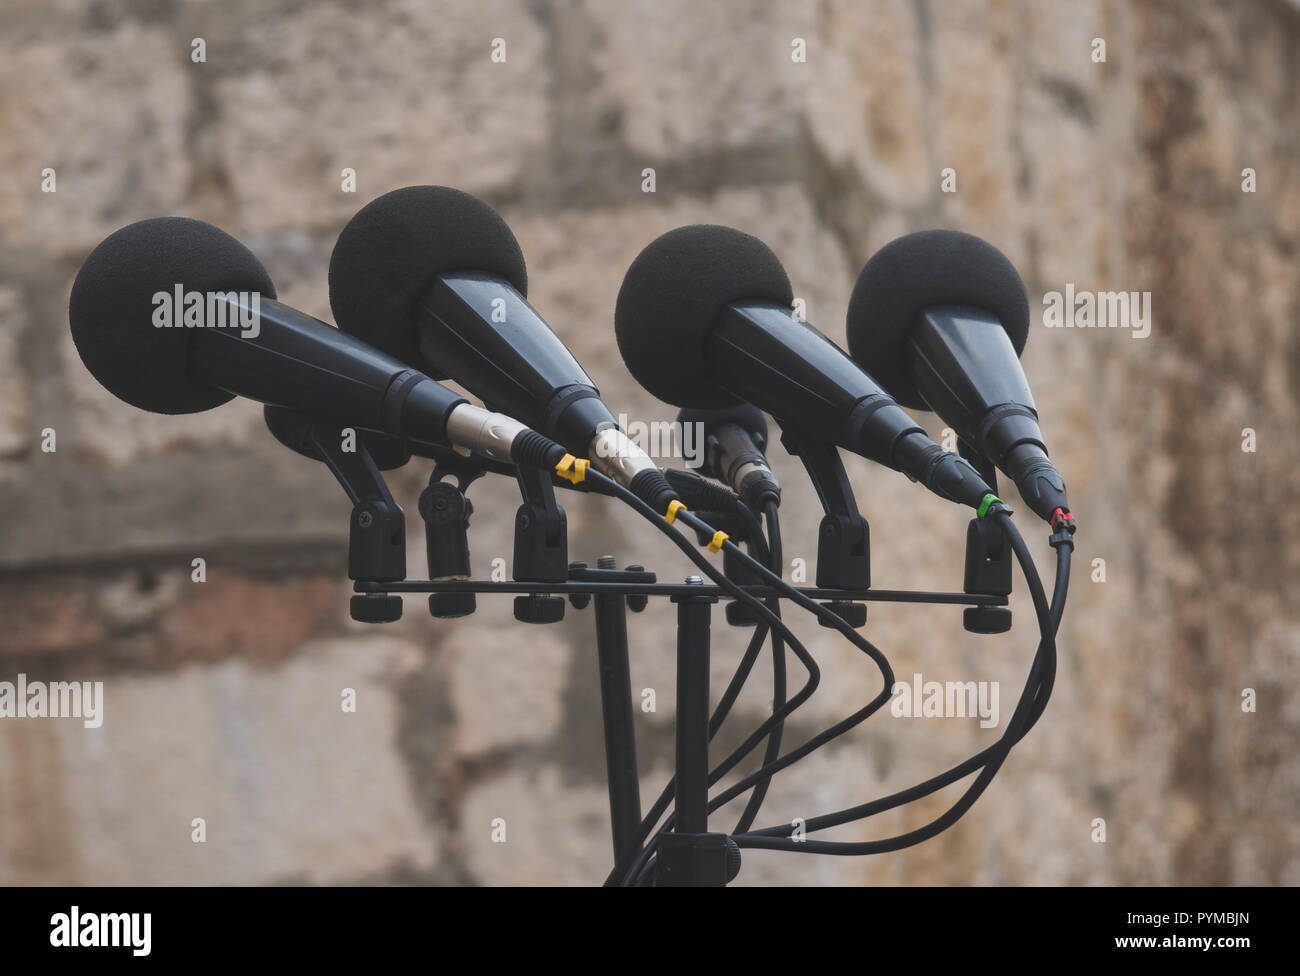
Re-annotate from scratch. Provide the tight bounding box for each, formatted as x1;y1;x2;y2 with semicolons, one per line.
592;555;643;865
672;581;714;836
656;580;736;885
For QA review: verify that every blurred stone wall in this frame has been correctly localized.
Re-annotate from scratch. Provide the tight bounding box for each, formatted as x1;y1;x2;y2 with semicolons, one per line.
0;0;1296;885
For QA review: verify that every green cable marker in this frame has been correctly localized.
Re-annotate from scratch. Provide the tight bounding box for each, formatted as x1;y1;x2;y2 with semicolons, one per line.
977;493;1004;518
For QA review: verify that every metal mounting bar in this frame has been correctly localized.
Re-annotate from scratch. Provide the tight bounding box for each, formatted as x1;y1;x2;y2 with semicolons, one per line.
354;579;1008;604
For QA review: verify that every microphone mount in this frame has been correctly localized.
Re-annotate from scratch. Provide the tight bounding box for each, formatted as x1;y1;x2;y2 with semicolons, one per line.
263;406;407;624
958;438;1014;634
511;462;570;624
777;427;870;629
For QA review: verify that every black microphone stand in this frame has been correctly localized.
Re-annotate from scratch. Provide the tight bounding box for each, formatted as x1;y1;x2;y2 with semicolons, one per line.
269;408;1012;885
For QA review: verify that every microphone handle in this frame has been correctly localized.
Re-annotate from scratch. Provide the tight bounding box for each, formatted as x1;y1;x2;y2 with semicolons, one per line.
190;297;466;440
891;432;996;511
1004;443;1069;523
841;393;995;511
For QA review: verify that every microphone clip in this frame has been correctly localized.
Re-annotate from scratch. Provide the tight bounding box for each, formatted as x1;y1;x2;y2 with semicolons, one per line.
511;464;569;624
420;456;488;619
778;429;870;629
958;440;1013;634
263;406;407;624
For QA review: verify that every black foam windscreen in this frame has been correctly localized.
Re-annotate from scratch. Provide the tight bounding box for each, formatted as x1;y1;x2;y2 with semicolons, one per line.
845;229;1029;411
614;224;794;409
69;217;277;414
328;186;528;375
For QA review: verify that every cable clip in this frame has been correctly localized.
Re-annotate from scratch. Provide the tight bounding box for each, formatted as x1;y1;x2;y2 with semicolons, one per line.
1049;507;1076;550
1050;507;1076;534
665;499;688;524
555;454;589;485
976;493;1007;518
706;530;729;554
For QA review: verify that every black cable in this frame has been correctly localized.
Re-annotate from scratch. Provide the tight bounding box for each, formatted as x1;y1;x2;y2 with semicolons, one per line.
734;503;785;833
631;515;1067;878
674;510;894;791
597;471;1069;877
582;473;828;884
707;518;773;738
738;533;1071;841
598;480;903;883
730;510;1058;854
1049;536;1072;634
616;505;896;884
673;509;893;691
722;523;1069;842
709;625;771;738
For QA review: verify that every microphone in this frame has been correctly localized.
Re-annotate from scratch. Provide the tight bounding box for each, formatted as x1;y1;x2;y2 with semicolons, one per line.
845;230;1070;525
327;185;678;514
613;225;997;512
676;403;780;512
68;217;566;471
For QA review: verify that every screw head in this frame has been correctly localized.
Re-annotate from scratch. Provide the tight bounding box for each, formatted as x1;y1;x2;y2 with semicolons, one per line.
357;510;374;529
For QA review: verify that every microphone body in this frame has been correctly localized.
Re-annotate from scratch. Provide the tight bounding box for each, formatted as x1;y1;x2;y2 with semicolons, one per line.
906;306;1067;522
703;303;993;509
198;295;562;469
190;295;464;442
412;272;673;510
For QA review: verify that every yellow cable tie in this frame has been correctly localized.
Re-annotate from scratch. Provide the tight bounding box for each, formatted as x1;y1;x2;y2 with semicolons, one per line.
666;499;687;524
555;454;589;485
707;530;729;554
